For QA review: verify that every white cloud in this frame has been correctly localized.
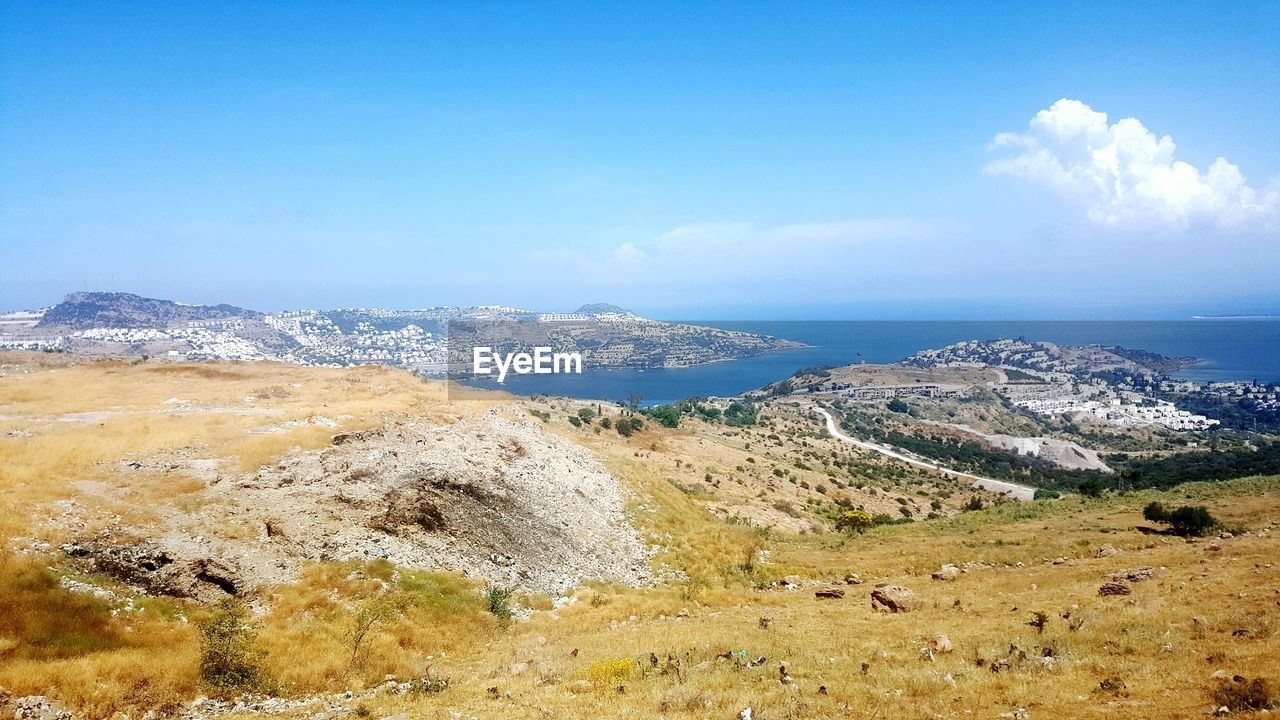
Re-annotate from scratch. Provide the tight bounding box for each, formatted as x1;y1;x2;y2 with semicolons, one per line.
986;98;1278;232
612;241;646;264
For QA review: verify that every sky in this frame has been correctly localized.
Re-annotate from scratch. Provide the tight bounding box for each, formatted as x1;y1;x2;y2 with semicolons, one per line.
2;1;1278;319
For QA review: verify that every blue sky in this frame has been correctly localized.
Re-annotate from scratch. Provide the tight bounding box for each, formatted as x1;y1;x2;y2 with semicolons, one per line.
2;1;1278;318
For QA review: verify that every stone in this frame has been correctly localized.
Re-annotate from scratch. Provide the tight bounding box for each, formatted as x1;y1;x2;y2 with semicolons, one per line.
11;697;73;720
781;575;802;587
870;584;918;613
1096;544;1122;558
844;572;863;585
510;662;530;675
929;634;954;653
1109;567;1156;583
568;680;594;693
931;564;959;581
815;587;845;599
1098;580;1132;596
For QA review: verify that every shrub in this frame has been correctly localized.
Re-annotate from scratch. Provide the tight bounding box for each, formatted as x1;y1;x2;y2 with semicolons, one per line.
641;404;682;428
1167;505;1217;536
612;416;644;437
568;415;582;428
1077;477;1105;498
486;586;514;622
1034;488;1061;500
962;496;984;512
1143;501;1216;536
585;657;635;684
836;509;873;534
198;599;274;694
887;399;909;413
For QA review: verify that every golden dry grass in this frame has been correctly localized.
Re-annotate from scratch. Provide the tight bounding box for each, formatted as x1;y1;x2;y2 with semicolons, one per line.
1;357;1277;719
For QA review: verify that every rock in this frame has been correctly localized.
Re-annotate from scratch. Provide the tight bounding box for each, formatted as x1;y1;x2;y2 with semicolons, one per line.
1109;567;1156;583
677;607;690;618
1098;580;1132;596
11;697;73;720
929;634;954;654
1206;543;1222;553
815;587;845;599
844;572;863;585
738;709;753;720
781;575;802;588
931;564;959;581
568;680;594;693
1096;544;1122;558
870;584;918;613
510;662;530;675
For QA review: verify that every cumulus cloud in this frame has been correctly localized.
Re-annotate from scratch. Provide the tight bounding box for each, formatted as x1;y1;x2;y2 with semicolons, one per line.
986;98;1278;231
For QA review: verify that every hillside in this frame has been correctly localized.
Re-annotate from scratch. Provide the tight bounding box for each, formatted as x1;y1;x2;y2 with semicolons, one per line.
38;292;260;330
0;354;1277;718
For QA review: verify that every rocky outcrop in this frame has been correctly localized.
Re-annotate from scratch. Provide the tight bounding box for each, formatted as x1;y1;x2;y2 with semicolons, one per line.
63;406;652;597
1098;580;1132;596
870;584;918;613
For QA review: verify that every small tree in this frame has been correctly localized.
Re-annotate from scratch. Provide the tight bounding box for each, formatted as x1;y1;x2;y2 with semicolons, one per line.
836;509;873;534
486;586;514;622
1167;506;1216;536
198;599;274;695
887;398;909;413
1077;477;1105;498
1143;502;1216;537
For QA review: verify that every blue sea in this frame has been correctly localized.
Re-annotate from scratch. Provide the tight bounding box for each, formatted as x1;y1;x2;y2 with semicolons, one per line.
468;320;1280;406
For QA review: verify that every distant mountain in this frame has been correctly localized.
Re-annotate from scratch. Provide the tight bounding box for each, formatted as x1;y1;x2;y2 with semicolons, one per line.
38;292;260;329
574;303;633;316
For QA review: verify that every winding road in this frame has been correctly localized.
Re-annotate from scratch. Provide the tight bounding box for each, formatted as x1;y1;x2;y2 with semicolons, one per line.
812;406;1037;502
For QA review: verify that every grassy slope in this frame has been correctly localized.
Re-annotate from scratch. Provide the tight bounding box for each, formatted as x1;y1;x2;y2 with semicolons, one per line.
1;358;1277;718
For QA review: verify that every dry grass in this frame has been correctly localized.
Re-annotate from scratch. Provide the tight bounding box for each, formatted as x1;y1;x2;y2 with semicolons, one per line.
2;357;1278;718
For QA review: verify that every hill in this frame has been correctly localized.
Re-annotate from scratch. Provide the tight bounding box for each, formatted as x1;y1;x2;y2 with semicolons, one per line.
37;292;260;330
0;355;1277;718
574;303;634;316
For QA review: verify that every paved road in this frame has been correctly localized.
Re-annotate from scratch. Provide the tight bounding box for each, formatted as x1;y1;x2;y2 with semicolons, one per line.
812;406;1037;502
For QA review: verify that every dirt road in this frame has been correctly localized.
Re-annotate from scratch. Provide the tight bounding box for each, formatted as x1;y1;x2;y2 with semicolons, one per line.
813;406;1037;501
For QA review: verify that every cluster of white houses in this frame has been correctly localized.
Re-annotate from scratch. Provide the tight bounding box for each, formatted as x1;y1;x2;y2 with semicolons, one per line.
1008;393;1219;430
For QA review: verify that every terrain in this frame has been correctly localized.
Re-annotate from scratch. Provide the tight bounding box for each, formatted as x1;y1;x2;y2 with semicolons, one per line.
0;293;801;371
1;353;1278;719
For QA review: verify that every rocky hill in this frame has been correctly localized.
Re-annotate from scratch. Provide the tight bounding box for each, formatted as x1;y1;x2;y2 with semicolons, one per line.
38;292;260;329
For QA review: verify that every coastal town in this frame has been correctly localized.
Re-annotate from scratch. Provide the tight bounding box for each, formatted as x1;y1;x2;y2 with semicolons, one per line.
0;293;796;373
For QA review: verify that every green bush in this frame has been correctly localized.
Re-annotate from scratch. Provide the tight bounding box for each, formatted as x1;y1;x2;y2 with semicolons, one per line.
1077;477;1105;498
486;586;514;622
198;599;275;695
1144;502;1216;536
1143;501;1169;523
1167;505;1217;536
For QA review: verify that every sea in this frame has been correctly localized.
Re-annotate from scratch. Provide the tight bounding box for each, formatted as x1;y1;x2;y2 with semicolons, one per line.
465;320;1280;406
